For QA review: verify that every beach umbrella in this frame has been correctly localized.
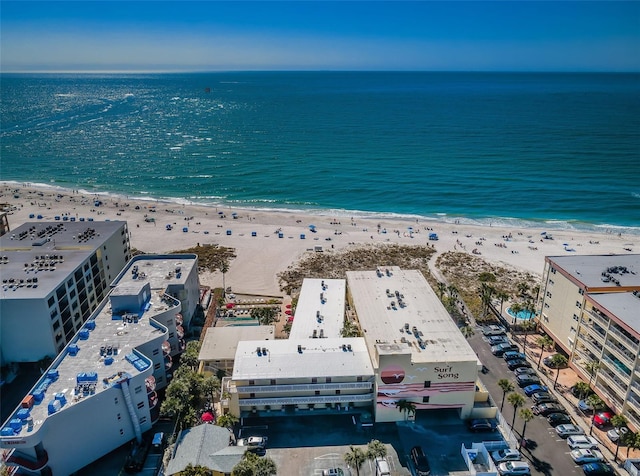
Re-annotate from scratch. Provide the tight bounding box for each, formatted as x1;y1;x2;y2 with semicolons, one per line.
201;412;214;423
226;303;235;309
285;304;292;309
218;211;224;215
540;231;547;235
285;310;292;315
408;226;413;231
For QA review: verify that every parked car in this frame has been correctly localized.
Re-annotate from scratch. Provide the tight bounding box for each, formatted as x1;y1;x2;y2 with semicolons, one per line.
606;426;629;442
517;375;541;388
593;412;614;429
567;435;600;450
543;354;568;369
547;413;572;427
555;424;585;438
503;351;526;361
492;343;519;356
578;400;594;414
514;367;537;377
488;335;510;346
483;325;506;336
497;461;531;475
237;436;268;449
570;449;604;464
522;383;547;396
491;449;522;464
507;359;531;370
582;462;615;475
322;470;346;476
410;446;431;476
467;419;497;432
532;392;558;404
532;403;567;416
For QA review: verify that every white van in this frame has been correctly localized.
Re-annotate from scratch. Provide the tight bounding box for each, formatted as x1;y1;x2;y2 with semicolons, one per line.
375;456;391;476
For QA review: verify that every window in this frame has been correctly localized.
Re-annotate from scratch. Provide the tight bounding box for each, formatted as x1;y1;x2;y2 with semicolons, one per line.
154;363;161;370
573;314;579;321
424;381;431;388
67;278;74;288
311;377;317;384
114;397;119;405
120;429;124;436
249;380;255;386
135;386;142;394
169;332;174;339
549;279;554;285
139;417;147;424
546;291;552;298
551;267;556;274
117;413;121;420
422;396;430;403
152;349;159;356
48;296;55;307
576;301;582;308
157;376;163;384
250;393;255;398
137;401;145;409
270;379;276;385
357;376;363;382
579;288;585;295
53;320;60;331
315;390;320;396
326;377;332;383
335;390;341;395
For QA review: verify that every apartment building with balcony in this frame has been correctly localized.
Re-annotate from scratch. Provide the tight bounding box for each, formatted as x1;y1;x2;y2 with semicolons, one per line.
0;221;131;366
0;254;199;476
346;267;480;423
225;279;376;419
539;254;640;430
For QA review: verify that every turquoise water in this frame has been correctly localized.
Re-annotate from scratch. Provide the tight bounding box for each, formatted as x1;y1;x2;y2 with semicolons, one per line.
1;72;639;232
507;307;536;320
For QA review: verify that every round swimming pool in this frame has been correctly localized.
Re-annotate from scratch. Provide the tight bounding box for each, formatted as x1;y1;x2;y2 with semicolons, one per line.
507;307;536;320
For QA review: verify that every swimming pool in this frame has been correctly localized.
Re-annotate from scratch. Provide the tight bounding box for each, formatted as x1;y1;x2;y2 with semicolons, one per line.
507;307;536;320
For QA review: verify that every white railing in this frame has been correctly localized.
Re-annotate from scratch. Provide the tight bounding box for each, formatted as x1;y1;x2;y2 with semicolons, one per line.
604;340;636;368
236;381;373;394
239;393;374;406
607;325;640;354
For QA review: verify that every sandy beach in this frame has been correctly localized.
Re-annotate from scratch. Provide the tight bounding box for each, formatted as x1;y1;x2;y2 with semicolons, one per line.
1;182;636;296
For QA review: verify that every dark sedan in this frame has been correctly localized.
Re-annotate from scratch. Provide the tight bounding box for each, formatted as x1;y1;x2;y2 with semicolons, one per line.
517;375;541;388
507;359;531;370
532;392;558;404
547;413;572;427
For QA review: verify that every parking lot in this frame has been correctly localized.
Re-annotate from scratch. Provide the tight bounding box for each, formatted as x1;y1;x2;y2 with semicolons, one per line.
238;410;504;475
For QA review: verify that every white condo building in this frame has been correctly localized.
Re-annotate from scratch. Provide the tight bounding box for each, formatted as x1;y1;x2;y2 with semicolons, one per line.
0;254;200;476
539;254;640;430
346;268;480;422
0;221;131;366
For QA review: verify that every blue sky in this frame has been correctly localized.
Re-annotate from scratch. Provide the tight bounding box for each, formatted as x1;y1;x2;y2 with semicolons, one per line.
1;1;639;72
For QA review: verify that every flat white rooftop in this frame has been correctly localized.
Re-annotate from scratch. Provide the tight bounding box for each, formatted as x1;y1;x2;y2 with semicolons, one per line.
289;278;345;340
347;267;478;366
547;254;640;289
587;292;640;336
2;255;196;438
0;221;126;299
199;326;276;362
232;338;373;380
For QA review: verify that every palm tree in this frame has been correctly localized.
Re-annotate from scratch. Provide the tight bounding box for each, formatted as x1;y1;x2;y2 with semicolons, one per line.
518;408;534;451
202;375;220;403
254;456;278;476
519;320;536;356
625;430;640;458
585;360;600;387
220;260;229;293
436;282;447;301
509;302;523;324
460;325;475;339
517;281;530;298
183;464;211;476
550;354;568;389
344;446;367;476
497;290;510;314
366;439;387;460
573;381;591;401
498;379;515;411
216;413;239;430
395;399;416;421
479;283;495;317
507;392;526;430
587;394;605;435
536;336;554;369
610;414;628;462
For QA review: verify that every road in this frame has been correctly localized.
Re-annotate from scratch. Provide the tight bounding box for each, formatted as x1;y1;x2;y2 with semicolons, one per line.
469;330;586;476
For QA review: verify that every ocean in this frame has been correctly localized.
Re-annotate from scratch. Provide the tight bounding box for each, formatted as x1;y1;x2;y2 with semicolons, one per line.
1;72;639;233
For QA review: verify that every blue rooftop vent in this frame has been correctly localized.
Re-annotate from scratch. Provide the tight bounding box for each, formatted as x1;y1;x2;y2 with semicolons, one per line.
16;409;30;421
85;372;98;382
55;393;67;406
9;419;22;431
78;329;90;340
85;320;96;331
31;389;45;404
47;400;62;415
1;427;15;436
104;357;114;366
67;344;80;356
46;369;59;381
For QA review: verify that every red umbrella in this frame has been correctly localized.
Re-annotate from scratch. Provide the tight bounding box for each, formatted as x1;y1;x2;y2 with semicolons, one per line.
201;412;215;422
226;303;235;309
285;304;292;309
285;309;292;315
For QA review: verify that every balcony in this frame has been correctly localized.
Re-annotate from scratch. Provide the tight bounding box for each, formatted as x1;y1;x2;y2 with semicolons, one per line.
607;325;640;354
239;393;374;407
598;367;628;398
604;340;636;368
577;335;603;357
595;383;623;413
236;381;373;394
585;308;609;328
586;323;607;341
601;355;631;384
628;394;640;413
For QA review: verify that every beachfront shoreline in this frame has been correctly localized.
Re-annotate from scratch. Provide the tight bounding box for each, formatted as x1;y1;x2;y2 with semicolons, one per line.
2;182;637;296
